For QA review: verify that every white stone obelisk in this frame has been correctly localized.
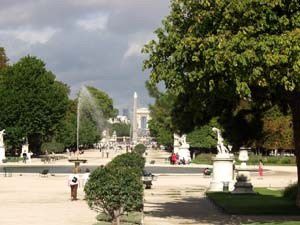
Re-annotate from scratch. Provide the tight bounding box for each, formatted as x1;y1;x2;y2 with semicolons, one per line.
132;92;138;144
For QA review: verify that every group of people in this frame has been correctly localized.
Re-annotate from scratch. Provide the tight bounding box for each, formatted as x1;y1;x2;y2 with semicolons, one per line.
170;153;190;165
67;168;90;201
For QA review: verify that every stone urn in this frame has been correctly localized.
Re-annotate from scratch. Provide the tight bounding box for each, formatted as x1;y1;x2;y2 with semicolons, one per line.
239;147;250;168
232;173;255;194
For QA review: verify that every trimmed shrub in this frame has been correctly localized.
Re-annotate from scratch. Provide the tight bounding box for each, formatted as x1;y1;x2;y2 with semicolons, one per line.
133;144;146;155
283;183;298;200
107;153;145;174
85;166;143;225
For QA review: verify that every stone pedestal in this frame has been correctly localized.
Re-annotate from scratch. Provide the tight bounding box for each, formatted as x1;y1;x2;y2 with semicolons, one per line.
0;145;5;163
178;144;191;162
232;171;255;194
209;155;234;192
173;144;180;154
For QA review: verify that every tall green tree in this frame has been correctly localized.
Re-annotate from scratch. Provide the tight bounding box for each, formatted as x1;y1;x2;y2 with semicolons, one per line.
0;56;69;153
144;0;300;205
86;86;118;119
110;123;130;137
0;47;8;69
54;99;77;148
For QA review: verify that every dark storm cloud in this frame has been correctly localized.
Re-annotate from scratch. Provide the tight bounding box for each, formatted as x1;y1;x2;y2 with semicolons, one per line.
0;0;170;110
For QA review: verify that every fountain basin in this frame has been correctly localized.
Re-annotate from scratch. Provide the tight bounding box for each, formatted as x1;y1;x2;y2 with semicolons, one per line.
68;159;87;173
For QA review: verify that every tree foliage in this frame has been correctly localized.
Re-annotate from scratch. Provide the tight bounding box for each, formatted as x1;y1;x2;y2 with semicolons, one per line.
110;123;130;137
84;166;143;225
86;86;118;119
133;144;147;155
260;106;293;150
54;99;77;148
146;81;174;146
107;152;145;174
144;0;300;205
0;56;69;153
187;118;219;148
0;47;8;69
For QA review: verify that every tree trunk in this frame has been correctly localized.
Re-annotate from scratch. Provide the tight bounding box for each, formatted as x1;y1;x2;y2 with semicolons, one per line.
111;208;122;225
290;97;300;207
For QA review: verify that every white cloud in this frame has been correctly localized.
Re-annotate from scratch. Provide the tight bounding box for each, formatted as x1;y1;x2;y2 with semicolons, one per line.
76;12;109;32
124;43;143;58
123;32;155;59
0;27;58;45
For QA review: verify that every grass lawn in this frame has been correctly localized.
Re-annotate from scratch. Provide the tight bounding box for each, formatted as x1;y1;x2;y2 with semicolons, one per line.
206;188;299;215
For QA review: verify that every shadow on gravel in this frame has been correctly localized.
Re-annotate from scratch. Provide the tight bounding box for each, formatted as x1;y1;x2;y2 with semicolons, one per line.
145;196;300;225
145;196;237;225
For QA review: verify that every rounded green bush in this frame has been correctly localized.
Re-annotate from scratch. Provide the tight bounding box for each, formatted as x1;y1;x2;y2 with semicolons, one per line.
84;165;144;219
133;144;146;155
107;152;145;174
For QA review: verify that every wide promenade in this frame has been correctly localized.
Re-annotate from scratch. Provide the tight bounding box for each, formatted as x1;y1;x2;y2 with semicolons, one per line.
0;149;298;225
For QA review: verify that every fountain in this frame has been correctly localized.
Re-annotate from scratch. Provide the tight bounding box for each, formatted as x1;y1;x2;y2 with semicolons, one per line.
69;86;107;172
209;127;235;192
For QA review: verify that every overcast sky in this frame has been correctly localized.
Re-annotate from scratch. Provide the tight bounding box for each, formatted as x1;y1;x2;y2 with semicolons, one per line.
0;0;170;111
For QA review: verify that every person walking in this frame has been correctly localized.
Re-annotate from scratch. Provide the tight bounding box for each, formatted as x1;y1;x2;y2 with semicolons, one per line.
68;170;80;201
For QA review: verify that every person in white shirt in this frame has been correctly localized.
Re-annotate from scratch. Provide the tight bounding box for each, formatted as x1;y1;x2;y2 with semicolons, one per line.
68;170;80;201
82;168;90;187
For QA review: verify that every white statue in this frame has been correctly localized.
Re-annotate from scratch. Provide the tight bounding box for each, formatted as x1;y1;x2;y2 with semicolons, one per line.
173;133;181;147
0;129;5;146
180;134;187;145
212;127;230;155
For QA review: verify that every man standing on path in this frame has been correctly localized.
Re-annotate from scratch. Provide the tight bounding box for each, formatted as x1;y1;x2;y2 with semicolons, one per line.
68;170;80;201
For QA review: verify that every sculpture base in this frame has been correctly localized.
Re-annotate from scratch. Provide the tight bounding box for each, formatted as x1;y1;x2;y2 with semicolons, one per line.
178;146;191;162
232;181;255;194
209;156;234;192
0;146;5;163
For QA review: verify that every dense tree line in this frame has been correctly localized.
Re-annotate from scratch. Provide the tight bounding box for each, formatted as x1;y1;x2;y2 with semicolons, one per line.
0;48;118;154
144;0;300;206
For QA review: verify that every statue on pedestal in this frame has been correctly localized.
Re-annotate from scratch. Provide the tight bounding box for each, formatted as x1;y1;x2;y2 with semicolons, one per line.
212;127;230;155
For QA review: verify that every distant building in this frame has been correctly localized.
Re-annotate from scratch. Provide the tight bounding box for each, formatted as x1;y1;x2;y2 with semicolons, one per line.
131;92;151;143
122;108;129;118
136;107;151;137
108;115;130;124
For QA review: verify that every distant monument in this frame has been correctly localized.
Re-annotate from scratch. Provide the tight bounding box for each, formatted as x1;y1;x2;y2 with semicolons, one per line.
131;92;138;143
0;129;6;162
131;92;151;144
209;127;234;192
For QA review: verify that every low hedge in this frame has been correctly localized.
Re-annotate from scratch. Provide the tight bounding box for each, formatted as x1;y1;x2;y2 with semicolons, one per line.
192;153;296;165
